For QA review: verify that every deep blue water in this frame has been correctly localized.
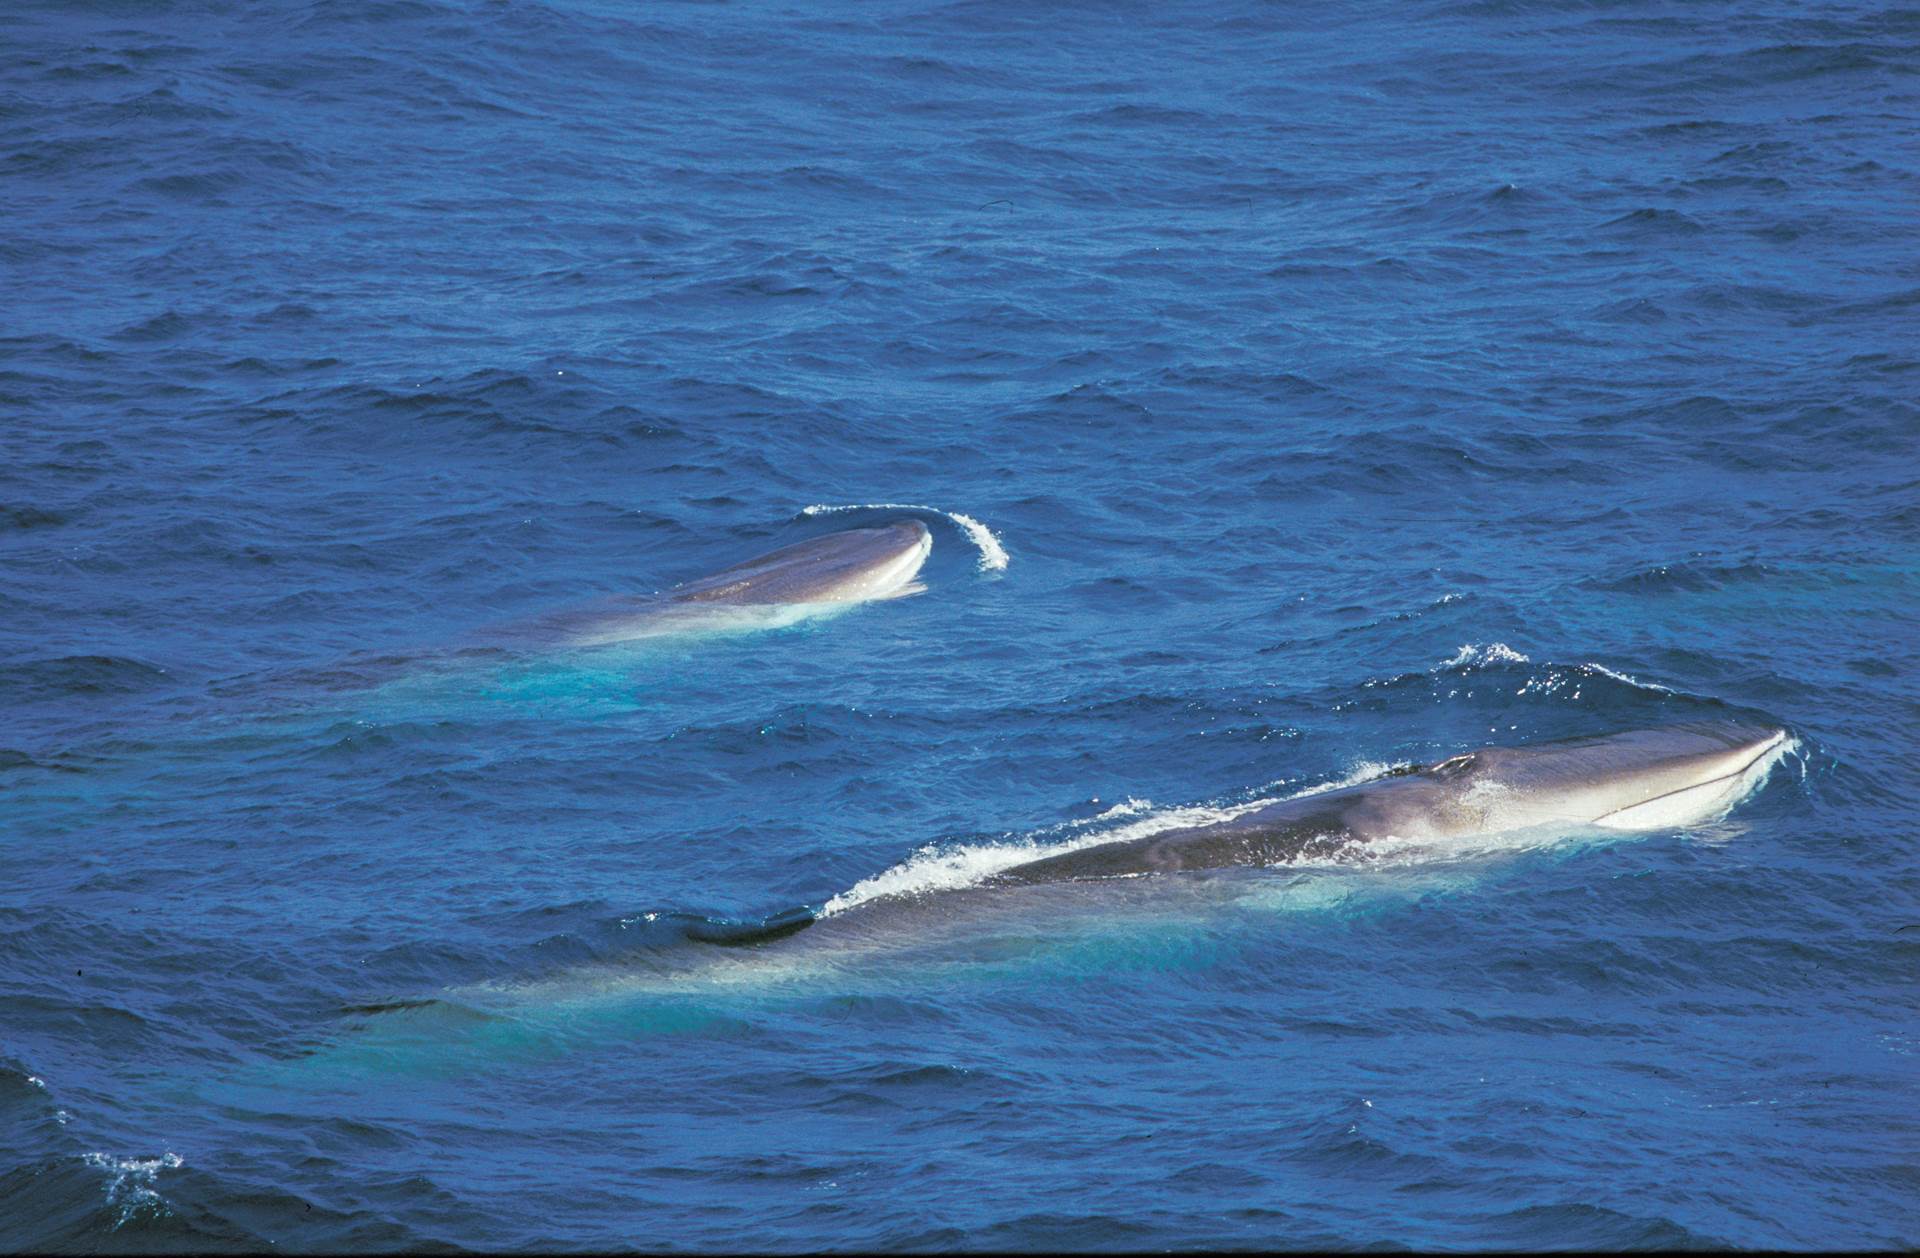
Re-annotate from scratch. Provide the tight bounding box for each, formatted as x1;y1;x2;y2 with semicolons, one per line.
4;0;1918;1250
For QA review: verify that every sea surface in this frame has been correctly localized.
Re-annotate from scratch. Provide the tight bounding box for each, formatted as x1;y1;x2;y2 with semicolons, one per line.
3;0;1917;1251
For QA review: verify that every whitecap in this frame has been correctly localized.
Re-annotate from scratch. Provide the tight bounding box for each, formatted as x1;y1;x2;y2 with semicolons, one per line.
1440;642;1530;669
1580;660;1676;693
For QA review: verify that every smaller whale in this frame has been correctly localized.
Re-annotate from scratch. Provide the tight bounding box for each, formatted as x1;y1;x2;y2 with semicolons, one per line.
515;520;933;648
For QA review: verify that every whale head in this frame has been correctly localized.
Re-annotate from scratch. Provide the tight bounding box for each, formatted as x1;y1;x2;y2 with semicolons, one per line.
1427;720;1790;834
669;519;933;607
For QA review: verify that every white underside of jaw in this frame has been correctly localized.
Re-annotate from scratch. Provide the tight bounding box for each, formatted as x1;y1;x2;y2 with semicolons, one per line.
568;601;821;646
1592;731;1790;831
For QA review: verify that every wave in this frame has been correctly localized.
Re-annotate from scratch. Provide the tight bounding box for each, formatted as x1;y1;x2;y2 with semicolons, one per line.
1584;559;1771;595
0;654;175;702
8;1145;393;1250
799;502;1009;572
1578;661;1676;695
80;1151;184;1229
1434;643;1676;695
1438;641;1530;669
0;504;66;532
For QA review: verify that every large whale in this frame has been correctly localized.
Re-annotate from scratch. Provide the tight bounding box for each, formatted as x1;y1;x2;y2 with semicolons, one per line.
696;720;1789;944
514;519;934;648
322;722;1790;1040
984;720;1787;886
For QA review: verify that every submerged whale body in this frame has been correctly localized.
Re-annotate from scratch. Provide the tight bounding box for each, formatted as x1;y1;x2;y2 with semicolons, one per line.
713;721;1787;943
520;520;934;647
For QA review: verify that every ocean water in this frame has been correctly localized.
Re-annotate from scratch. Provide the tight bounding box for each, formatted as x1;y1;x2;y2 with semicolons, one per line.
3;0;1917;1250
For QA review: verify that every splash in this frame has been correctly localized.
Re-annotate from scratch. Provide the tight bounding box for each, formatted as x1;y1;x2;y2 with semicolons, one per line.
81;1151;183;1228
800;503;1009;572
1580;660;1676;694
1439;644;1679;697
1440;642;1530;668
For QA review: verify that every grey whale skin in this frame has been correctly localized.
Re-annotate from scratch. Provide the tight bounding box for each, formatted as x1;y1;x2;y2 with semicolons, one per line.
987;720;1787;886
518;519;933;647
701;721;1788;945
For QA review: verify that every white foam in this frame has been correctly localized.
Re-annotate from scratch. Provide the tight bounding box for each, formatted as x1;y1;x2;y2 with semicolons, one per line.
1443;646;1679;699
1301;760;1405;796
1581;660;1676;694
1440;642;1529;669
82;1151;182;1227
801;503;1009;572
